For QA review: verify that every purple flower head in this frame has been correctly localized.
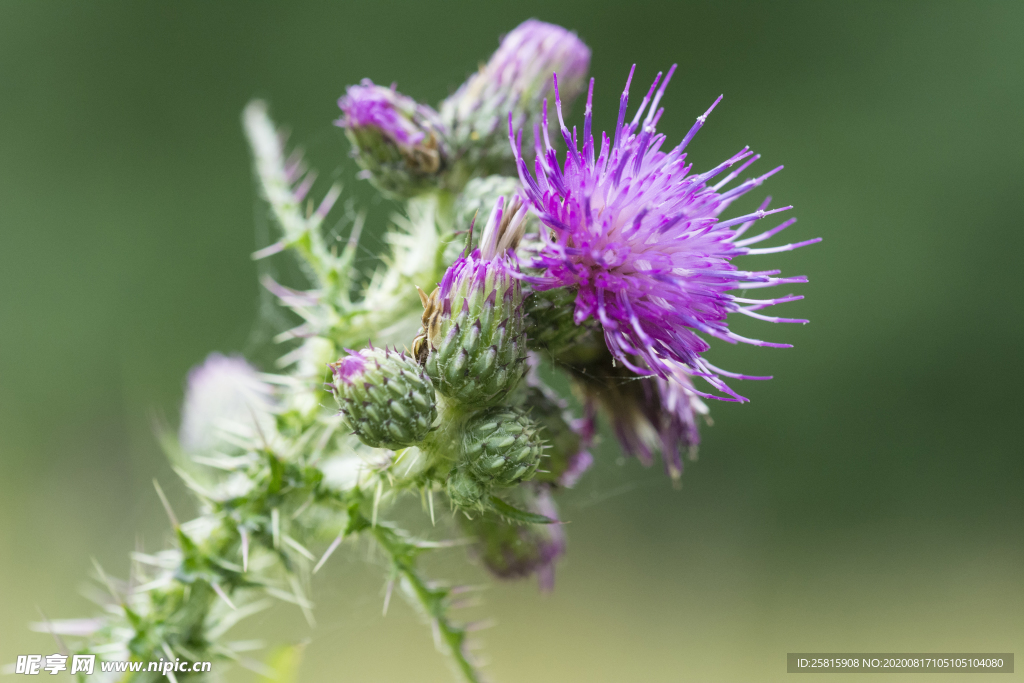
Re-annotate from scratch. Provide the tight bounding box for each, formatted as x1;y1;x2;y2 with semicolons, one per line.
443;20;590;126
512;66;820;401
338;79;435;147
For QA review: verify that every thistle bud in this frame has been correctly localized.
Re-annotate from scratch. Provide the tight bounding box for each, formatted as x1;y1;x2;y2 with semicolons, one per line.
337;79;448;198
329;346;437;450
423;197;528;406
464;406;544;485
445;406;545;508
460;484;565;591
439;20;590;176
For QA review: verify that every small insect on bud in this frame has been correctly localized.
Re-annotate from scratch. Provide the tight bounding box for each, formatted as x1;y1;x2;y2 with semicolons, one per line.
445;406;545;509
328;346;437;450
337;79;449;198
421;197;529;407
439;19;591;176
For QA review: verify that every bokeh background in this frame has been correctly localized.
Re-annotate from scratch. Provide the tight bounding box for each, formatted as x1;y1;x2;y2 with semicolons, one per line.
1;1;1021;681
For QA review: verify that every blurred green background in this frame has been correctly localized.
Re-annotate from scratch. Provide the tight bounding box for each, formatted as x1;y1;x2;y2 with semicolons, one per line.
1;1;1021;681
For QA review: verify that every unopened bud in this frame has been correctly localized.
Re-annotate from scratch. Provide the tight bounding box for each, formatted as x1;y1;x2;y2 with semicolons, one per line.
463;406;544;486
422;197;528;406
329;346;437;449
439;20;591;176
445;406;545;508
337;79;448;198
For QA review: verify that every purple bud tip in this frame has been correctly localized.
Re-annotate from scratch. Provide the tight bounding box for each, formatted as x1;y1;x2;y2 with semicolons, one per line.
331;352;366;385
337;79;428;146
441;19;591;128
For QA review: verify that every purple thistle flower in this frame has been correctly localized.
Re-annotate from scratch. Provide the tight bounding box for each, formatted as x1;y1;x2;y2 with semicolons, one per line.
512;65;820;401
442;20;590;129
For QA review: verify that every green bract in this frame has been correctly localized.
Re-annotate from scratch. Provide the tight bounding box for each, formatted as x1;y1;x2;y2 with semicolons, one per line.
463;406;544;486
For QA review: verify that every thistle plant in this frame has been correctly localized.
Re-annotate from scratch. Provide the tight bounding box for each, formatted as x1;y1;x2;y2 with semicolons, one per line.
36;19;817;682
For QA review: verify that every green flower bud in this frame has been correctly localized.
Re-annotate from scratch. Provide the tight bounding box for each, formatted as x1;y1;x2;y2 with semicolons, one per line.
463;406;544;486
422;198;528;407
444;406;545;508
337;80;449;198
329;346;436;449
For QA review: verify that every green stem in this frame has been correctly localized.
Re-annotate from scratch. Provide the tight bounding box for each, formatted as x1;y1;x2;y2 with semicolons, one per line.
417;395;480;483
368;522;482;683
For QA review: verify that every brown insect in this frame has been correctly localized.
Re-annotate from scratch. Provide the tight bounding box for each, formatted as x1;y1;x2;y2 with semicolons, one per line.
412;285;442;365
